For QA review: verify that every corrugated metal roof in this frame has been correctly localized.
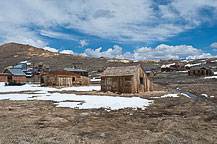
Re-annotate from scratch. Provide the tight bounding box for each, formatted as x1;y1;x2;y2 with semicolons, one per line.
64;68;87;72
7;69;26;76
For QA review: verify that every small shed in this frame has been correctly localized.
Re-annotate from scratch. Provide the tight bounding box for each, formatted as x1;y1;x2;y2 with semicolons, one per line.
101;65;153;93
3;68;26;84
188;67;214;76
64;68;88;77
40;70;90;86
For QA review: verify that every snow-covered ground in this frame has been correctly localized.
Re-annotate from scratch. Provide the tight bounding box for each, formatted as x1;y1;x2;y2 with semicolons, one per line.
0;83;152;110
90;78;101;82
151;94;179;99
204;76;217;79
201;94;208;97
185;63;201;67
160;94;179;98
0;83;100;93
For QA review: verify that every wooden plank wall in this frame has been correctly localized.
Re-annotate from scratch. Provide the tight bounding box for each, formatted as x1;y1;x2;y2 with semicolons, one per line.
0;76;7;82
101;76;133;93
12;76;26;83
41;74;90;86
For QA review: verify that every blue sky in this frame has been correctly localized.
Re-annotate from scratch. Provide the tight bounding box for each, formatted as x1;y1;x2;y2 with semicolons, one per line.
0;0;217;60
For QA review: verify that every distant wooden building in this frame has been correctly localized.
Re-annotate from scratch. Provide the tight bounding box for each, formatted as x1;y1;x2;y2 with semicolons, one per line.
188;67;214;76
64;68;88;77
3;68;26;84
101;65;153;94
40;70;90;86
161;63;186;72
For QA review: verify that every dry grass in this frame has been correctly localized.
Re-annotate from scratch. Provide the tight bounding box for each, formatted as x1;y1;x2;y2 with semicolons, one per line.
0;94;216;143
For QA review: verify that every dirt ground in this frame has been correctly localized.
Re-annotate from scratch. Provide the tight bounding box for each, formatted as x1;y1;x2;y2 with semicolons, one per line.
0;72;217;144
0;82;217;144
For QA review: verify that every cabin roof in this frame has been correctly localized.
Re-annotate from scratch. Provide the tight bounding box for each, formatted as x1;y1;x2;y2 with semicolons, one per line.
6;68;26;76
101;65;143;77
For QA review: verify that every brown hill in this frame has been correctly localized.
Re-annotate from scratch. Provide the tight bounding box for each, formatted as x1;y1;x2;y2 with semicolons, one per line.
0;43;159;73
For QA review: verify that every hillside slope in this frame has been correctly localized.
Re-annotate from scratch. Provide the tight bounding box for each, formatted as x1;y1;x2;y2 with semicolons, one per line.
0;43;159;72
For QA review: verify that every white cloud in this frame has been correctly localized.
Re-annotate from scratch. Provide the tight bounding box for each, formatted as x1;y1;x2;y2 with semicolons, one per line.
3;36;47;48
1;0;217;44
40;30;78;41
43;47;58;53
79;40;88;48
84;44;214;60
210;42;217;48
60;50;74;55
186;53;213;59
84;45;123;58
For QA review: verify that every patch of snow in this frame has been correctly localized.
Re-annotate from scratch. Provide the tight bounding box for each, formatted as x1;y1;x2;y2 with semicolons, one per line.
0;83;153;110
211;60;217;63
160;94;179;98
204;76;217;79
181;93;191;98
151;94;179;99
0;83;100;93
161;63;175;68
185;63;201;67
91;78;101;82
202;94;208;97
0;93;152;110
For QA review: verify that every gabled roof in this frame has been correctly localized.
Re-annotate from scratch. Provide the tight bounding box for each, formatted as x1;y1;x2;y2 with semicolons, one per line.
6;68;26;76
101;65;143;77
64;68;87;72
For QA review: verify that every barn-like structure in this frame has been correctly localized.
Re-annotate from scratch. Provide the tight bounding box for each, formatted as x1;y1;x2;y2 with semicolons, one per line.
40;71;90;86
101;65;153;93
188;67;214;76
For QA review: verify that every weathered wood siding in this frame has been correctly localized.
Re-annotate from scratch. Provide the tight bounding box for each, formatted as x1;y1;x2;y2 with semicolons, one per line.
101;76;133;93
0;75;7;82
12;76;26;83
41;74;90;86
188;69;214;76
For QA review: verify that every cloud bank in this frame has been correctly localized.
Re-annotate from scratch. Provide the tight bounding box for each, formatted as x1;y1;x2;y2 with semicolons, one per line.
84;44;214;60
1;0;217;46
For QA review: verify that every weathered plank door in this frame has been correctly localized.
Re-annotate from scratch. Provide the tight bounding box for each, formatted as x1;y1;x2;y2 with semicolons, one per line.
118;77;125;93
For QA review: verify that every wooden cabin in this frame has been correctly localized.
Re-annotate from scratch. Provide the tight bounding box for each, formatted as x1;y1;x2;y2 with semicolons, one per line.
188;67;214;76
40;70;90;86
3;68;26;84
101;65;153;94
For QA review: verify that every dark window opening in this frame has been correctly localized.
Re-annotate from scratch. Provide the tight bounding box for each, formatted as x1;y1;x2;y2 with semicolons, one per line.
72;77;75;82
140;77;143;85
